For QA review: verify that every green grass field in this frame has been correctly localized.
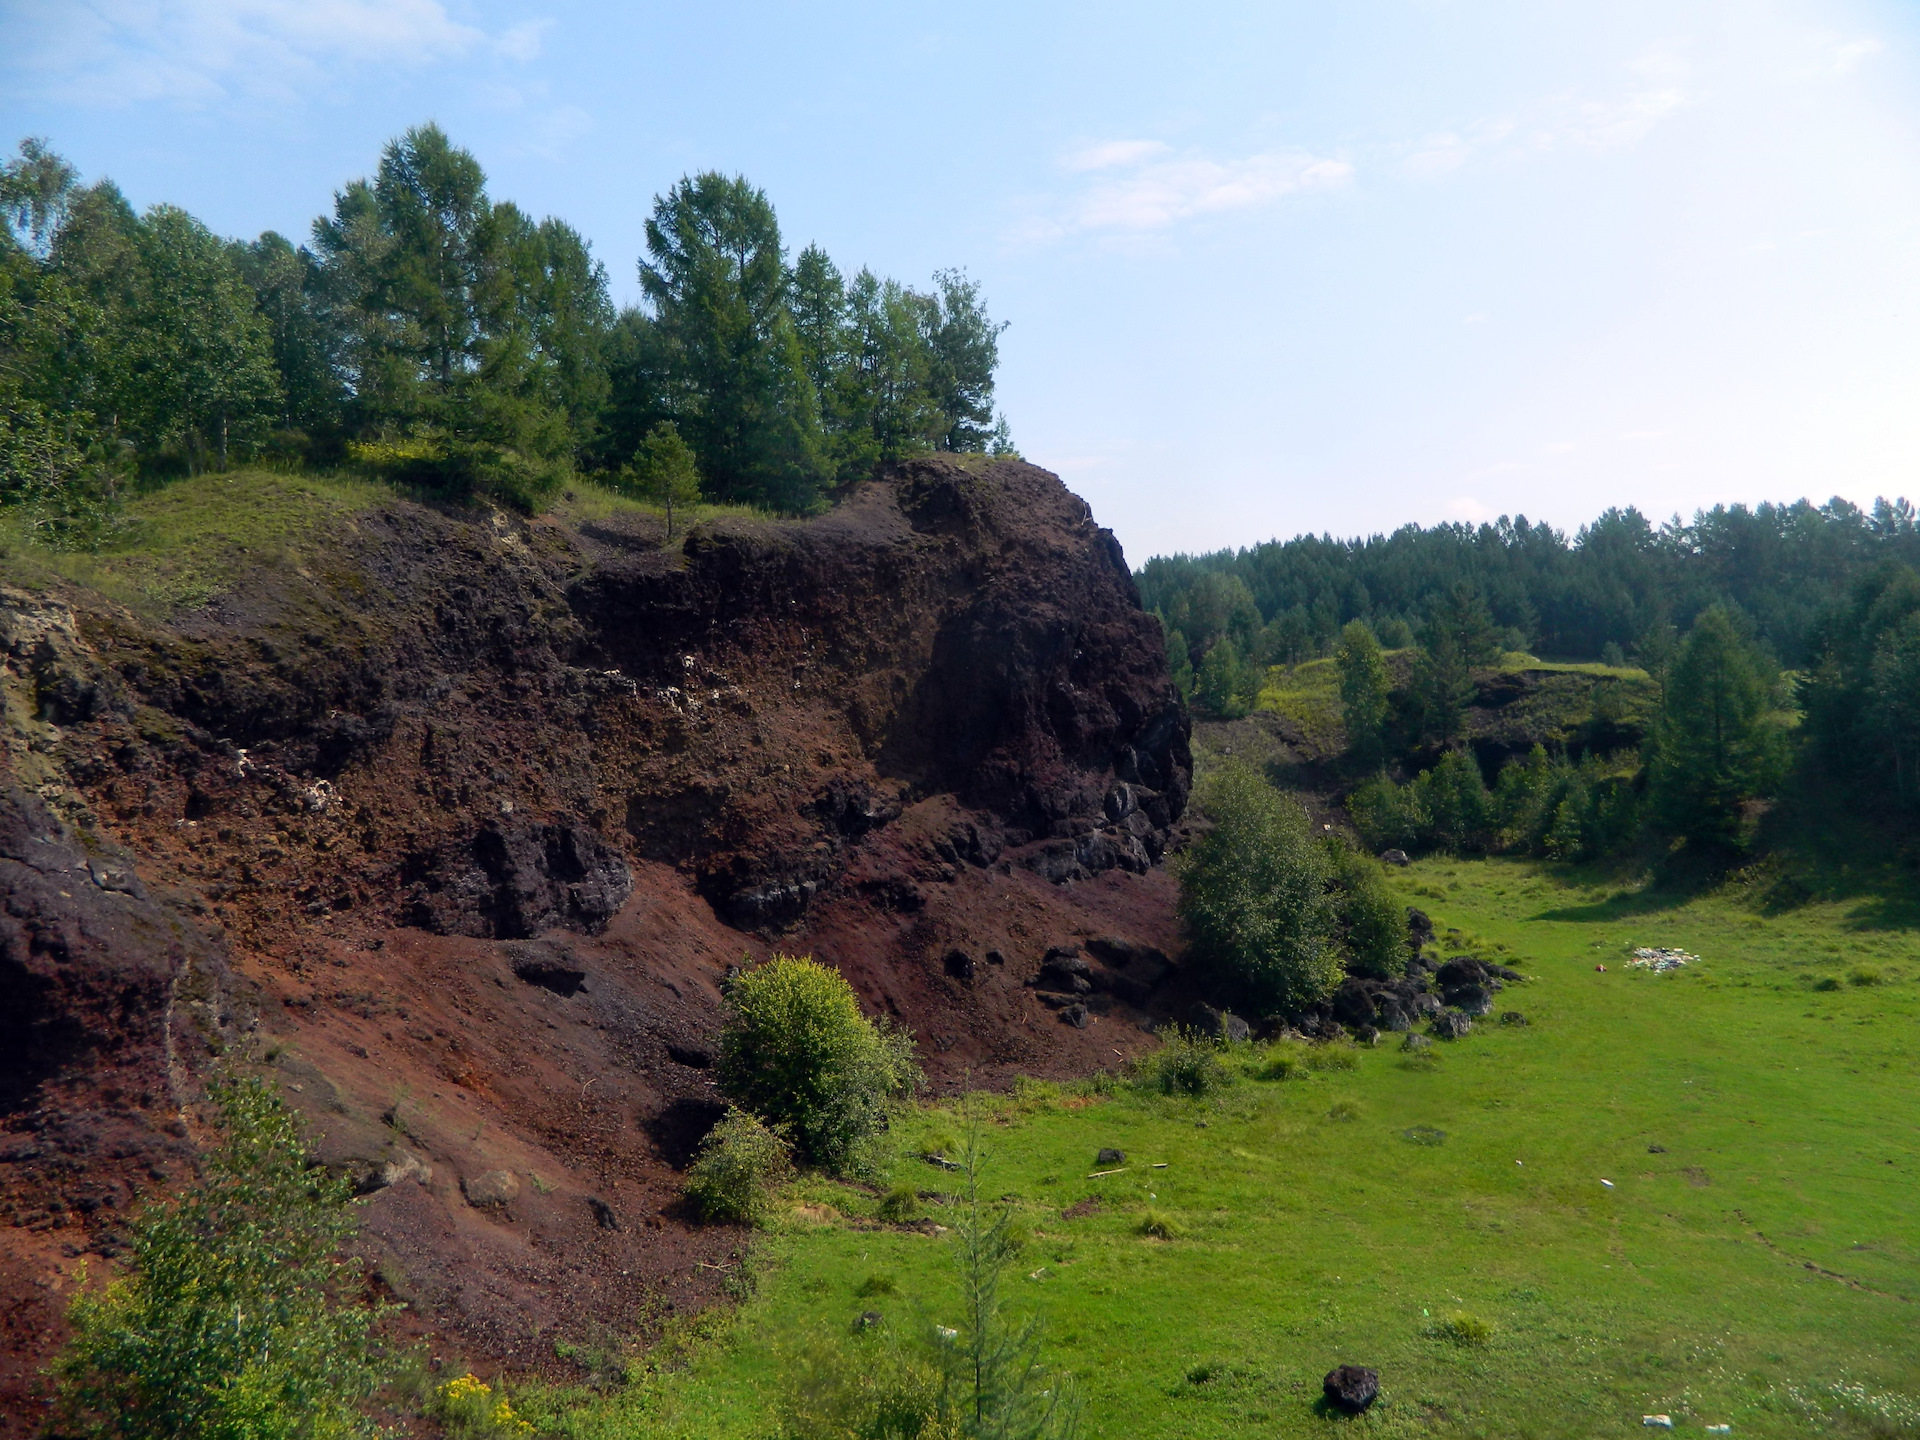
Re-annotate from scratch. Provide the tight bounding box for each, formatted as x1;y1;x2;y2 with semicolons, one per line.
521;856;1920;1440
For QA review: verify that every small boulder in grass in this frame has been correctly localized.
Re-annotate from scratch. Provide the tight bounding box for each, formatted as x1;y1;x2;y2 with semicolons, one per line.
1322;1365;1379;1414
1096;1148;1124;1165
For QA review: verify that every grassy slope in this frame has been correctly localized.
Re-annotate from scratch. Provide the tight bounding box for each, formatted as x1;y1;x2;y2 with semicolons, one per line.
0;467;770;616
529;859;1920;1440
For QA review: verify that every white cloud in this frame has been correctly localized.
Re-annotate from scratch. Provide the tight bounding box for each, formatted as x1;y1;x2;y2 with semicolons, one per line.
2;0;541;107
1832;37;1883;74
1063;139;1172;173
1445;496;1496;522
1548;45;1691;152
1030;142;1352;240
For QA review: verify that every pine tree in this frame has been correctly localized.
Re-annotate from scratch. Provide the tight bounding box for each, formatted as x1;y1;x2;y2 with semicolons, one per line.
625;421;702;536
1647;606;1782;849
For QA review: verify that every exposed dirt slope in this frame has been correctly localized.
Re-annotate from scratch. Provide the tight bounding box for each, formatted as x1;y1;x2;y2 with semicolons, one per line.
0;457;1190;1426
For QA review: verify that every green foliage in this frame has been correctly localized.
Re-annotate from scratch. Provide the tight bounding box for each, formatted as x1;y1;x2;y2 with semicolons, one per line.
684;1105;793;1225
1437;1310;1493;1346
1327;841;1405;978
1135;1026;1231;1097
940;1126;1083;1440
622;420;703;535
430;1372;535;1438
718;954;922;1174
781;1330;955;1440
1193;636;1256;719
1162;623;1194;700
1350;744;1642;863
1647;606;1786;851
878;1185;924;1224
1802;563;1920;813
1176;763;1339;1012
1410;585;1498;744
53;1074;391;1440
1135;1210;1185;1240
1334;619;1390;762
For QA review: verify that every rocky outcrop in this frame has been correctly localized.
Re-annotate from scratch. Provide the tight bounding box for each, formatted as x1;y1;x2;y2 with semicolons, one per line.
0;456;1191;1412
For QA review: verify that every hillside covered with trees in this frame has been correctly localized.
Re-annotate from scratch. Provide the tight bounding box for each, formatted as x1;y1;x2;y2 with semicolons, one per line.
0;126;1011;527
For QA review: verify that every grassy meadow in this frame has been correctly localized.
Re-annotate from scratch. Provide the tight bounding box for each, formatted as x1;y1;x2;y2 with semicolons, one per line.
521;856;1920;1440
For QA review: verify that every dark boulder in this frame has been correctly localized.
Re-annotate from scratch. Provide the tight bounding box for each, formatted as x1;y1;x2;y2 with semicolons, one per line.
1499;1010;1529;1026
1096;1148;1124;1165
1186;1003;1251;1044
1435;956;1491;990
1406;907;1434;941
1380;849;1410;867
1323;1365;1379;1414
1374;995;1412;1032
1442;983;1495;1017
943;949;976;982
1059;1003;1089;1028
1430;1010;1473;1040
1330;977;1380;1029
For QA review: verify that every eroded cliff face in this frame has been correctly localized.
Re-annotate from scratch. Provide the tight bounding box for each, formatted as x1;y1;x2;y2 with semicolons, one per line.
0;457;1190;1418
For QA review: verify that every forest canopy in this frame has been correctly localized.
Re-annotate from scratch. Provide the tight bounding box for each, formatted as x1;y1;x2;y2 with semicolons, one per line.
0;126;1013;523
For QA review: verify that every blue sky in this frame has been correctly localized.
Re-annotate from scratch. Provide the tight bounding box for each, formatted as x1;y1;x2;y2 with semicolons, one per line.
5;0;1919;564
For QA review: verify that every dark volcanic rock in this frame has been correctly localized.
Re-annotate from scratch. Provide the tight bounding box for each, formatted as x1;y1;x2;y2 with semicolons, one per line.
1059;1003;1089;1028
1435;956;1492;990
406;818;632;939
1430;1010;1473;1040
1187;1003;1250;1044
1442;983;1495;1017
1323;1365;1379;1414
1331;977;1380;1029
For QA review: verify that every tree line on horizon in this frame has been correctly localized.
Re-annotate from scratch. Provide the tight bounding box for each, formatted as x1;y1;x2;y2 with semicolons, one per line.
1140;499;1920;674
0;125;1013;527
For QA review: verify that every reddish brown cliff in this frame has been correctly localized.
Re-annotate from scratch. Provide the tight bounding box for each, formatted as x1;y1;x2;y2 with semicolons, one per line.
0;456;1190;1423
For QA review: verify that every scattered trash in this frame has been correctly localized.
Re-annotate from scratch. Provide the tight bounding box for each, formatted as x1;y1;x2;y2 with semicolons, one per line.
1601;1179;1615;1188
1628;948;1697;974
1643;1416;1673;1429
1087;1167;1126;1178
1595;963;1608;972
1027;1267;1047;1281
1152;1162;1169;1169
1705;1427;1731;1434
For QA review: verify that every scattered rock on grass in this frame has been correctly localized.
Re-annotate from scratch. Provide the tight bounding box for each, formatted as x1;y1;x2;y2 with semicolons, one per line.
1380;849;1410;866
1498;1011;1529;1026
1096;1148;1124;1164
1322;1364;1380;1414
1430;1011;1473;1040
1188;1003;1251;1043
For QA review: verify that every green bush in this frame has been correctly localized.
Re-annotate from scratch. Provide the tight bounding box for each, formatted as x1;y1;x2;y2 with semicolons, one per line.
780;1331;954;1440
431;1372;535;1437
1346;772;1429;853
53;1074;392;1440
1137;1026;1231;1097
1438;1310;1493;1346
1328;842;1406;979
1177;763;1339;1012
1849;966;1886;987
877;1184;923;1224
718;954;922;1175
684;1105;792;1224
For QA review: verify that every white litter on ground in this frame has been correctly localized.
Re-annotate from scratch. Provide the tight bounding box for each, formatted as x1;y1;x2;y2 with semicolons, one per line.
1705;1426;1732;1434
1643;1417;1673;1429
1629;948;1697;973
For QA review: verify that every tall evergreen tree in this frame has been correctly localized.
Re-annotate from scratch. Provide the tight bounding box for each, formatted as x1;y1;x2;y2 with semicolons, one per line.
1648;606;1782;849
638;172;825;510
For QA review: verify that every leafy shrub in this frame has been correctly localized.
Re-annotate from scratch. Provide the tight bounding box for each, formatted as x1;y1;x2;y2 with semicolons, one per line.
1812;975;1843;993
1256;1041;1308;1081
1136;1209;1185;1240
878;1184;923;1224
432;1372;535;1438
1849;967;1886;987
1137;1026;1230;1097
1347;772;1430;852
1177;763;1339;1011
1327;842;1406;979
1326;1099;1362;1123
53;1075;392;1440
855;1274;899;1298
718;954;922;1174
684;1105;792;1224
1437;1310;1493;1346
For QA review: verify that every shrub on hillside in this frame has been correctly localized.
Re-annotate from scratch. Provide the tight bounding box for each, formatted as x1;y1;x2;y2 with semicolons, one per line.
1136;1026;1231;1097
718;954;922;1175
684;1105;792;1225
1327;842;1405;979
1177;763;1339;1012
54;1075;392;1440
